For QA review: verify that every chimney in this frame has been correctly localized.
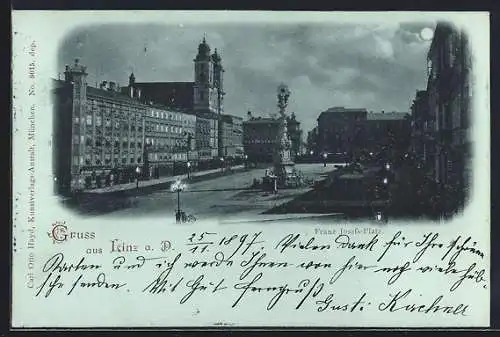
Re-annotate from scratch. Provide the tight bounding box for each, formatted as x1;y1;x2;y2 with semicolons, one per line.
108;81;116;91
64;65;72;83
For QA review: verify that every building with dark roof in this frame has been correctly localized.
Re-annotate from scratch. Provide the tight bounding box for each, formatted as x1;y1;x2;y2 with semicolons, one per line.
126;36;225;159
131;81;195;111
52;59;147;194
286;112;303;159
317;107;368;159
363;111;412;156
53;59;200;194
243;115;281;164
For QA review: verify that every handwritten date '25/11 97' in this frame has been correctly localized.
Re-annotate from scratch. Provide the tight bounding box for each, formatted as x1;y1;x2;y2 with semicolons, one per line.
34;230;487;316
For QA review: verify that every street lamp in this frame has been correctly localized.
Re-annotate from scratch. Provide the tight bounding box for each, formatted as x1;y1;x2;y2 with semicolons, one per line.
385;163;391;171
187;161;191;179
135;166;141;190
322;152;328;167
220;157;224;172
171;180;187;223
184;132;192;177
383;177;388;185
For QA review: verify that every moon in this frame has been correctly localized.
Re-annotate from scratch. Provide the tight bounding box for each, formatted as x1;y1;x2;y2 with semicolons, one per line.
420;27;434;41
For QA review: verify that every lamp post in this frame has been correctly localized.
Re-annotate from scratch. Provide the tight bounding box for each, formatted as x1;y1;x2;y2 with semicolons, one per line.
220;157;225;172
323;152;328;167
135;166;141;190
187;161;191;179
171;180;187;223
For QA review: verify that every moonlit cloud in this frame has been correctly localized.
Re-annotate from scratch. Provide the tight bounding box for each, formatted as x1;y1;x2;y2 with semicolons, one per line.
58;21;435;132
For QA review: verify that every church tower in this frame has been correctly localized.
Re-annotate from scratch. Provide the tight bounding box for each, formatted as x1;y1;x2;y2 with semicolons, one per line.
193;37;220;114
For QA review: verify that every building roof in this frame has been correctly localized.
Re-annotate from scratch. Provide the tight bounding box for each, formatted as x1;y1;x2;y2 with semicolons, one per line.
221;114;244;123
196;111;219;120
133;82;194;110
366;112;409;121
243;117;279;124
52;78;147;106
324;107;368;113
52;78;68;89
146;102;195;115
86;86;146;106
318;107;368;119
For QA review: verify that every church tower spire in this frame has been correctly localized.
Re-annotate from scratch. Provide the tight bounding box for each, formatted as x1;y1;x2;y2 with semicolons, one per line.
193;36;219;114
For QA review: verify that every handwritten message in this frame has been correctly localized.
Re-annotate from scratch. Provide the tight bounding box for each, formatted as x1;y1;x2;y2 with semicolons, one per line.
32;229;488;319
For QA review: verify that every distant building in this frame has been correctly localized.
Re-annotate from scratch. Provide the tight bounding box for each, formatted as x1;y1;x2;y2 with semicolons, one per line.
196;112;219;162
286;112;303;160
143;105;196;178
220;114;244;158
317;107;368;159
243;117;280;164
363;111;412;156
306;127;319;155
53;59;147;194
427;22;472;201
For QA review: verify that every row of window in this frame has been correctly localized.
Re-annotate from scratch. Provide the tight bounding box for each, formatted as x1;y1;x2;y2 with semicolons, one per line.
87;105;143;121
75;115;143;129
243;139;277;144
73;156;142;166
145;123;188;134
74;135;142;148
149;109;196;124
148;153;187;161
145;137;190;147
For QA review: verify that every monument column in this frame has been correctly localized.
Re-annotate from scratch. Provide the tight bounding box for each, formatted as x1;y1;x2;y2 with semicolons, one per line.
273;84;294;186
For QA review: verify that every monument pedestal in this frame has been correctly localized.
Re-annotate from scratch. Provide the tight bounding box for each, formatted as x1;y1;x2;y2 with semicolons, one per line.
273;139;297;187
274;162;296;187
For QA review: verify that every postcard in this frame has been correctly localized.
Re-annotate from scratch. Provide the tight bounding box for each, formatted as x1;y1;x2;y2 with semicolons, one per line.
11;11;490;328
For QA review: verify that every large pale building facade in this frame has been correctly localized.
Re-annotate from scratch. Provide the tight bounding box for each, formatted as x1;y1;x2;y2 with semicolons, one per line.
53;60;147;194
53;38;242;194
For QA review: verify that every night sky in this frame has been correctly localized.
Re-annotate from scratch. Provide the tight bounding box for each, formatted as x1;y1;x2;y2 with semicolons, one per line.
58;21;435;132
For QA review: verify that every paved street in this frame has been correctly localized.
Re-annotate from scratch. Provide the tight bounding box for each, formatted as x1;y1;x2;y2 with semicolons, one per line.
73;163;341;221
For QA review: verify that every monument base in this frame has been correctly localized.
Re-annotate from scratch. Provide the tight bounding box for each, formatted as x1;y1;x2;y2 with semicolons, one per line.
274;161;297;187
